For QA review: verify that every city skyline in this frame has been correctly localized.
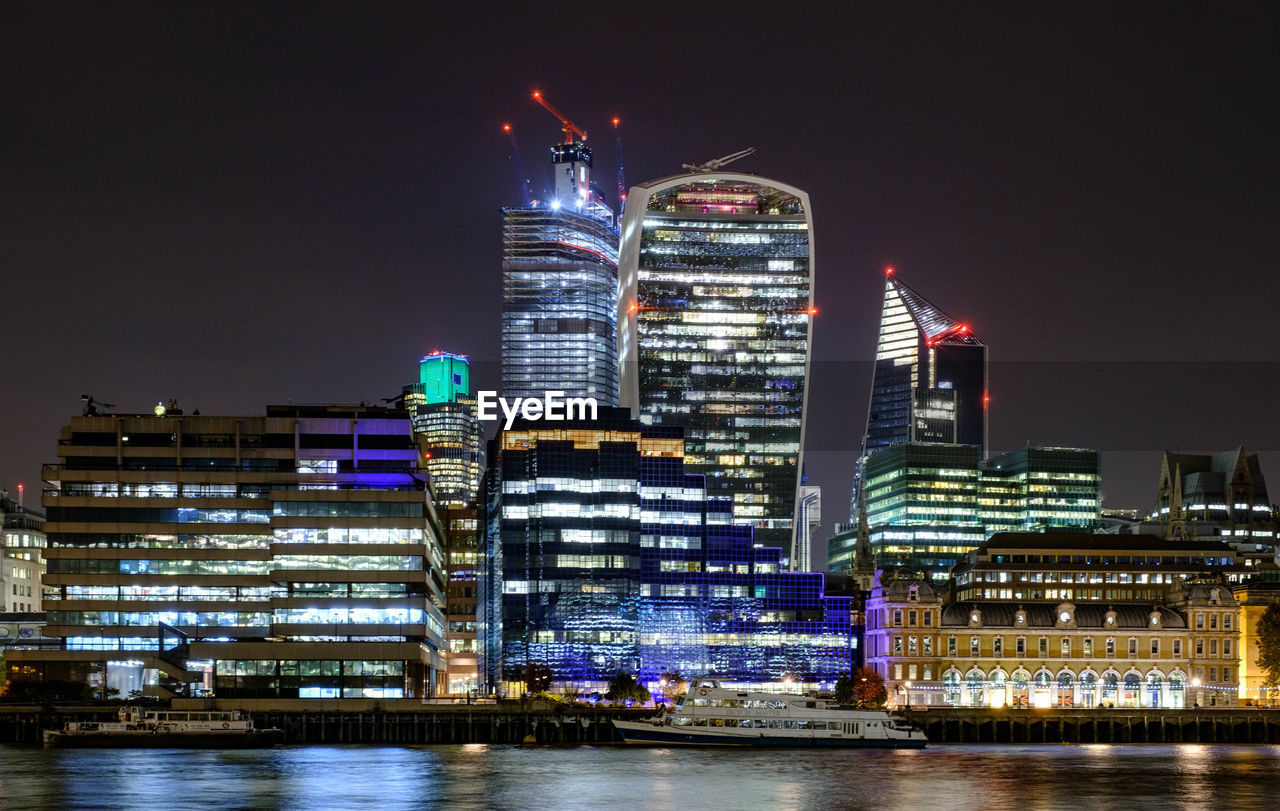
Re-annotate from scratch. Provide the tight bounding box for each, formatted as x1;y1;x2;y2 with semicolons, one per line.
3;5;1279;567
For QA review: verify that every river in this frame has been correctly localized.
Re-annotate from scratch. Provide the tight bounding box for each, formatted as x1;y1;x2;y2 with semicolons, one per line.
2;744;1279;809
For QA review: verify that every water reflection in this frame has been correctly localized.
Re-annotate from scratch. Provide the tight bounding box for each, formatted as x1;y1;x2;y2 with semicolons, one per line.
2;744;1280;810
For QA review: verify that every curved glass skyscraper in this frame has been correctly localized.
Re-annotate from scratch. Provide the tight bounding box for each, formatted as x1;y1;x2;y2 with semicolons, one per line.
617;173;814;558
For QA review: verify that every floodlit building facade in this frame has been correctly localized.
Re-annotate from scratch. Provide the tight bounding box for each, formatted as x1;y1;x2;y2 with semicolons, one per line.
618;172;814;560
8;406;448;700
867;573;1241;709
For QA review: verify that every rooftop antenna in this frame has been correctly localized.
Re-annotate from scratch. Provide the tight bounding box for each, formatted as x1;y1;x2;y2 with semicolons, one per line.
682;147;756;174
613;116;627;216
81;394;115;417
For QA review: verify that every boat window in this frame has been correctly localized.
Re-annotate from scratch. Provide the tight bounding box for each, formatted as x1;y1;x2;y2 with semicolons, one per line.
692;719;707;727
709;719;725;727
738;719;753;728
673;716;692;726
169;713;188;721
796;720;812;730
752;719;768;728
723;699;741;708
675;696;685;708
784;720;799;729
828;721;842;730
768;720;784;729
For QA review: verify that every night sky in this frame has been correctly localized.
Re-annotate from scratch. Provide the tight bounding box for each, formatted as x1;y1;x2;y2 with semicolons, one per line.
3;3;1278;564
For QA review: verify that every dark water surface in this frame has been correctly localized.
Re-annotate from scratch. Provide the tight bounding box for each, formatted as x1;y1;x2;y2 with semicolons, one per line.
2;744;1279;810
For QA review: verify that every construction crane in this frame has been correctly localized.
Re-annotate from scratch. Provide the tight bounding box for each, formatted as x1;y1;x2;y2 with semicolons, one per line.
682;147;757;174
502;123;533;207
613;117;627;217
532;90;587;144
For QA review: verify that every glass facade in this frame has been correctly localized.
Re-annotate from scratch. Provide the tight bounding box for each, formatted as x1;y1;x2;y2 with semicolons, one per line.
861;444;1102;579
981;447;1101;533
619;175;813;559
501;207;619;405
481;409;852;694
850;272;988;522
404;352;484;507
23;406;449;699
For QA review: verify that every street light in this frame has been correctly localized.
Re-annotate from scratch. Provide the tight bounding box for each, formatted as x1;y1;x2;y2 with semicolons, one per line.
904;680;913;710
1192;677;1202;708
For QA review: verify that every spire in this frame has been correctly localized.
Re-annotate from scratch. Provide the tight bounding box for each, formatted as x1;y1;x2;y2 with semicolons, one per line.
852;488;875;591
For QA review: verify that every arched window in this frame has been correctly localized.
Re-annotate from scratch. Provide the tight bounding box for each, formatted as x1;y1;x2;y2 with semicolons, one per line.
1011;670;1030;708
966;669;985;707
943;669;962;707
1168;673;1186;709
1146;672;1164;709
1080;671;1098;708
1101;671;1119;707
1057;671;1075;707
1123;673;1141;707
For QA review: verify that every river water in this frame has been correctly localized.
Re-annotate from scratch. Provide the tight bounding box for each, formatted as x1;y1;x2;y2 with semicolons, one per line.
2;744;1279;810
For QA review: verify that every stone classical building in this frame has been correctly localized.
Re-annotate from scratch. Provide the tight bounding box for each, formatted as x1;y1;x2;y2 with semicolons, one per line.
1230;578;1280;705
866;574;1240;709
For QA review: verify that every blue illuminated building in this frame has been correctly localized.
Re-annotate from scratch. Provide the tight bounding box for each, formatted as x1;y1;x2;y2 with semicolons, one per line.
480;408;852;694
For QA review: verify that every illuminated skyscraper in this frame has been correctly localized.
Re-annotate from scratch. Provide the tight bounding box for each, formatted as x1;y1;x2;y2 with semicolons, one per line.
618;171;814;559
501;127;619;405
849;270;988;521
404;351;484;507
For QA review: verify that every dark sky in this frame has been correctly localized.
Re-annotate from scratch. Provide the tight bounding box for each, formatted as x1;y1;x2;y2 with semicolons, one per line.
3;3;1278;563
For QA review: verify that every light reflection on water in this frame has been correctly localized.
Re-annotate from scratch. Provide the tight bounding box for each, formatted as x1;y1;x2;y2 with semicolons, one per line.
1;744;1279;810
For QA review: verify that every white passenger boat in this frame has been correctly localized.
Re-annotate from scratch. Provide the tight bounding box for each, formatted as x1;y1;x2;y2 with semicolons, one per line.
43;706;284;748
613;679;926;748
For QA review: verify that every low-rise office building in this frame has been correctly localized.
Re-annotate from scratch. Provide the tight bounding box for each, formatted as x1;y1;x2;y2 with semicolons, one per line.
951;533;1252;603
7;405;448;700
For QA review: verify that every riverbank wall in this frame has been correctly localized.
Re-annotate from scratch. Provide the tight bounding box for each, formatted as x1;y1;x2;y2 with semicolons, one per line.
0;702;649;746
900;707;1280;744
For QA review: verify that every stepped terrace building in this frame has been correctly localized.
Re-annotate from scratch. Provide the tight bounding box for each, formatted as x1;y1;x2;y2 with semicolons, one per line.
7;405;448;700
866;574;1241;709
617;172;814;560
481;408;852;695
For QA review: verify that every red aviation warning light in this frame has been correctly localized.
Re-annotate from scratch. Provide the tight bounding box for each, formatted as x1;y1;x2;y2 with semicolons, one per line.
885;265;895;276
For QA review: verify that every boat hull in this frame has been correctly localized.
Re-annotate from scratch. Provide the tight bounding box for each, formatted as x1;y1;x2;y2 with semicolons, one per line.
613;721;926;748
43;730;285;749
